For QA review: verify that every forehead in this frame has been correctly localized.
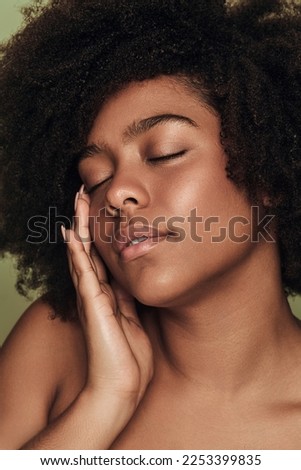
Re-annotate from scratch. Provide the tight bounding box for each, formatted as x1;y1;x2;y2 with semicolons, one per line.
87;76;215;143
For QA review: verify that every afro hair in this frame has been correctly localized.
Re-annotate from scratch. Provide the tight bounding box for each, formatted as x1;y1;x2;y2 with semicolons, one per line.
0;0;301;320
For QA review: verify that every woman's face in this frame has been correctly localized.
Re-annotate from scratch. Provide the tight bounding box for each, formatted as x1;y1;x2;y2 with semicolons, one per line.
78;76;264;308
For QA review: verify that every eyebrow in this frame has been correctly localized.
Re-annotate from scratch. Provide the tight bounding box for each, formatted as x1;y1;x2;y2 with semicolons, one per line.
78;113;198;162
123;113;198;141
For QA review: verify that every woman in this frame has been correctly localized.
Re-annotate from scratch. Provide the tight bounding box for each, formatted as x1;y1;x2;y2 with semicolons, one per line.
0;0;301;449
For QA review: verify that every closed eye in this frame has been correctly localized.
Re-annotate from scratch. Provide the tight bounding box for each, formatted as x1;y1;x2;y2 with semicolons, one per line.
148;150;187;163
85;150;187;194
86;175;112;195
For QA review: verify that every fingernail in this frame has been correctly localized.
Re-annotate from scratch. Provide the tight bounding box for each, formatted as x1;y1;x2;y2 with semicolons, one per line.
61;225;66;241
79;184;85;195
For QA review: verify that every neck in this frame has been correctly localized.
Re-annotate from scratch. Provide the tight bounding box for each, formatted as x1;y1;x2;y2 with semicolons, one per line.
143;243;300;395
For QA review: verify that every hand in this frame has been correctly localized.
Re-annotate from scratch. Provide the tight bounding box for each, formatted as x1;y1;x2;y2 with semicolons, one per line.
61;186;154;414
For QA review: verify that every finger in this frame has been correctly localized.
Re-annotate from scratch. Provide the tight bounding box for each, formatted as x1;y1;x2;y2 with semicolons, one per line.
90;244;108;283
62;225;78;288
66;229;114;315
74;184;91;255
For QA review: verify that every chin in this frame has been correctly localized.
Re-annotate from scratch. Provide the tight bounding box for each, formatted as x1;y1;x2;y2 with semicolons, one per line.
126;271;186;308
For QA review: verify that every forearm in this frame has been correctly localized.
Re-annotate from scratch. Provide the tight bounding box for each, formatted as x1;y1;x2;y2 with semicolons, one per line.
21;390;133;450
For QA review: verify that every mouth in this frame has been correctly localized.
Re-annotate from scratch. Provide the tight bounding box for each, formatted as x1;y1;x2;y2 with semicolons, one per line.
127;235;149;247
114;225;171;261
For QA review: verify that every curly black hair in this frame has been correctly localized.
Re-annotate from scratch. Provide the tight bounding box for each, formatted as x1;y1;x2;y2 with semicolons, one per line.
1;0;301;321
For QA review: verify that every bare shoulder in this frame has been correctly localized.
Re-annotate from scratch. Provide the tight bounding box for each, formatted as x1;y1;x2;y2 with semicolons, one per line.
1;298;86;381
0;298;87;449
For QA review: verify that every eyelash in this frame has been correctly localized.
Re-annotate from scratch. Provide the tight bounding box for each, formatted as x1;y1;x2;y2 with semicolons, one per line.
86;150;187;194
148;150;187;164
86;177;112;195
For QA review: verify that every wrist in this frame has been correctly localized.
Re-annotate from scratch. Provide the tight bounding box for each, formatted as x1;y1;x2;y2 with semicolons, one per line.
77;387;136;437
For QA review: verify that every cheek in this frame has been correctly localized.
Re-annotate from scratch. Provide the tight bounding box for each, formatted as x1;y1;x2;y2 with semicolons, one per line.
159;150;226;209
162;164;253;242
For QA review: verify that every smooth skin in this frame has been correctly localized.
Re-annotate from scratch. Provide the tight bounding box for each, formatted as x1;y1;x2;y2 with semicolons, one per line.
1;76;301;449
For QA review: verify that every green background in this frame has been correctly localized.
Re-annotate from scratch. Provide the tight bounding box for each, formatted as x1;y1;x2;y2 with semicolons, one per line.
0;0;301;346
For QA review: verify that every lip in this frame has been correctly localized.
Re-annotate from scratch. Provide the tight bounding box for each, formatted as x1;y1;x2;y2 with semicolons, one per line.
113;224;169;262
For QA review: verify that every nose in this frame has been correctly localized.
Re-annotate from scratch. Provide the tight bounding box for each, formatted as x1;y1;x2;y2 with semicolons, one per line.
104;170;150;217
